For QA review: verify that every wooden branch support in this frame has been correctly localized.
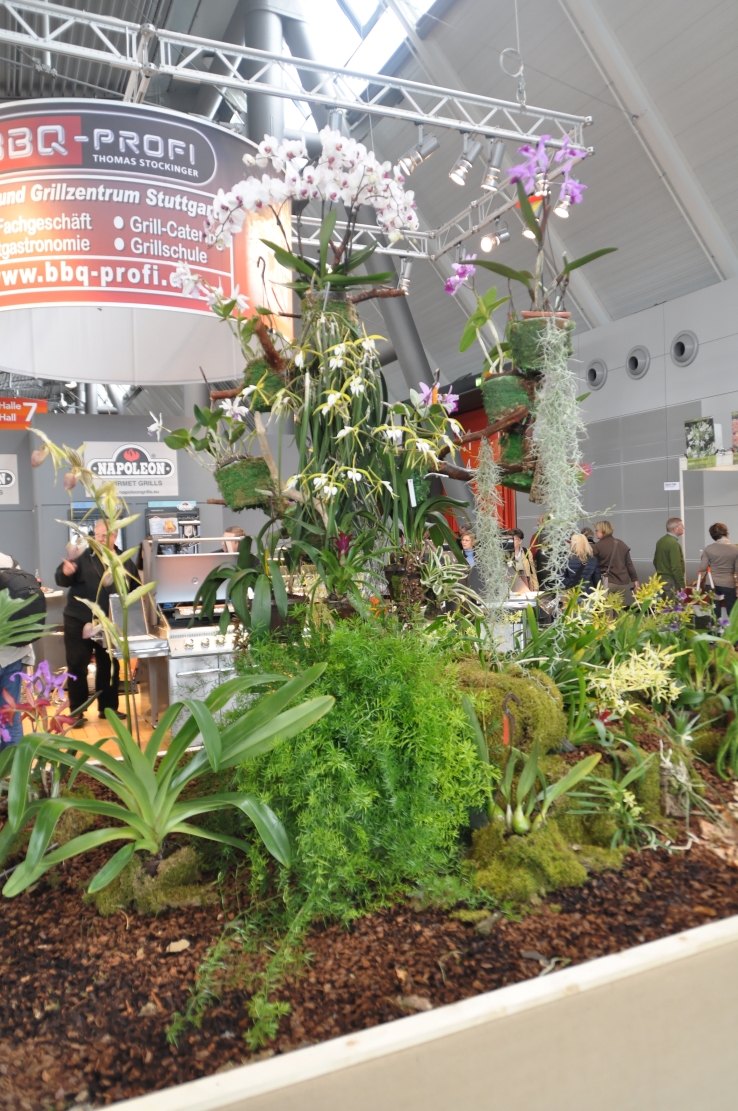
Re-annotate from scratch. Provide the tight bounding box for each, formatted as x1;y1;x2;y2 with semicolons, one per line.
209;388;242;400
254;317;287;374
438;404;531;460
347;288;407;305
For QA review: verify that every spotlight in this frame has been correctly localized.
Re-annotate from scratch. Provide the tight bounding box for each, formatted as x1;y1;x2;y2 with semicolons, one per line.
449;137;482;186
65;380;77;388
554;193;571;218
522;226;537;239
480;223;510;252
480;140;506;193
398;256;413;293
398;132;440;176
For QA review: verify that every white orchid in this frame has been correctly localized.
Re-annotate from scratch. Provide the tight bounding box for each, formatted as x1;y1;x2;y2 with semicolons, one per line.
348;377;366;396
285;474;299;490
169;261;201;298
345;468;363;483
321;484;339;499
320;391;342;413
294;351;306;368
220;397;249;421
383;426;403;445
362;338;376;353
312;474;329;489
381;481;398;497
147;412;164;441
336;426;355;440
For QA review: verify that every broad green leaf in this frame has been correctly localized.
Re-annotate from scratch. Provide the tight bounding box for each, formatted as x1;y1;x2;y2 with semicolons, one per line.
219;695;335;768
237;796;291;867
8;735;42;828
462;695;489;766
474;260;534;286
103;710;158;807
183;699;222;772
3;827;139;897
329;271;394;287
516;738;539;807
125;581;157;608
343;242;377;273
251;574;272;636
261;238;316;277
269;560;288;618
168;821;253;855
144;701;186;765
542;753;601;815
562;247;617;274
516;181;542;245
319;210;337;278
25;799;66;870
87;843;137;893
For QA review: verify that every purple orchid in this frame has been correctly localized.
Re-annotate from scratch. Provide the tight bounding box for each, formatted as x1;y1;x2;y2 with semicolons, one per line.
444;253;477;296
417;383;459;413
335;531;351;558
14;661;71;699
439;388;459;413
560;176;587;205
509;135;552;193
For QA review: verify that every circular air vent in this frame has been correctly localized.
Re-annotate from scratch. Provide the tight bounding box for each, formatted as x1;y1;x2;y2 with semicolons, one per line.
671;330;698;367
626;345;650;379
586;359;607;390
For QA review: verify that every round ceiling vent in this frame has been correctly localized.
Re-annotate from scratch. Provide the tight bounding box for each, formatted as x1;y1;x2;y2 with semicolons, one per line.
626;345;650;379
586;359;607;390
671;330;698;367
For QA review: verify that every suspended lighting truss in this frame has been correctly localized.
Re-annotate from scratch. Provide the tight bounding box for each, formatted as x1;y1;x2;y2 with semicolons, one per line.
0;0;592;149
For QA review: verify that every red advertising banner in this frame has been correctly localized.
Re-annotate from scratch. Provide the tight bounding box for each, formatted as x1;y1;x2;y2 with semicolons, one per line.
0;100;289;327
0;396;48;427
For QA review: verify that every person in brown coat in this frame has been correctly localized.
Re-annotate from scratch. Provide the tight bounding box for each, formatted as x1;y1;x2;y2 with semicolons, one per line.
592;520;640;606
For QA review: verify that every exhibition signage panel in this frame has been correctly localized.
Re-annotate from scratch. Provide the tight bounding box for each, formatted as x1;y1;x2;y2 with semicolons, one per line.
0;99;288;322
0;396;47;427
84;442;178;498
0;453;19;504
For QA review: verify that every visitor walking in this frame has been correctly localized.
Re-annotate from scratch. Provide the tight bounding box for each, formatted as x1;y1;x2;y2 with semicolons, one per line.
592;521;639;606
699;522;738;621
0;552;44;746
653;517;685;594
55;521;137;723
563;534;601;594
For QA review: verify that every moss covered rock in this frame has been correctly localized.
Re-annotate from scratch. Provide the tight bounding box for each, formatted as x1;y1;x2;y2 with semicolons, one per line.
507;316;574;373
215;456;274;511
471;819;588;903
454;659;567;757
85;846;216;917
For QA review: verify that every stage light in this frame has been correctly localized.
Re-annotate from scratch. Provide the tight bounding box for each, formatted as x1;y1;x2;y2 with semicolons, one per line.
480;140;506;192
398;256;413;293
65;380;77;388
554;193;571;218
480;224;510;252
398;132;440;176
449;137;482;185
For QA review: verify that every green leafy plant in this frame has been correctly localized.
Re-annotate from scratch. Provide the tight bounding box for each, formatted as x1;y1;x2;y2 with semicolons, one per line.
194;526;291;639
569;756;659;849
0;588;49;649
495;738;601;834
421;549;485;617
0;669;334;897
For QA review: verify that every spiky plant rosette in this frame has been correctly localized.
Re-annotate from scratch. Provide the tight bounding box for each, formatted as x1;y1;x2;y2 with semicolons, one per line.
530;316;586;590
474;438;510;612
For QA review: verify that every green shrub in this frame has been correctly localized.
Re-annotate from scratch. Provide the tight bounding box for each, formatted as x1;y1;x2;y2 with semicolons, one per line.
233;622;492;919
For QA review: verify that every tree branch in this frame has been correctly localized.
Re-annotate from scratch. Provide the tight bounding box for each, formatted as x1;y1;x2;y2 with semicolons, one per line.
346;288;406;305
437;405;531;460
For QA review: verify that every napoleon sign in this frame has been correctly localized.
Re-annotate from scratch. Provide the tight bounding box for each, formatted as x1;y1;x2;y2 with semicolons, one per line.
84;442;178;497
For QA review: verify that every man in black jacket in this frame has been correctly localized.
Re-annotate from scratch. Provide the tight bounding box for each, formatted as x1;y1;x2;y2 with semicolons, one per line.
55;521;137;722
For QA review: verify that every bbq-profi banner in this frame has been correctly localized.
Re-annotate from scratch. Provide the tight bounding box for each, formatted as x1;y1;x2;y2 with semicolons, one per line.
0;99;288;319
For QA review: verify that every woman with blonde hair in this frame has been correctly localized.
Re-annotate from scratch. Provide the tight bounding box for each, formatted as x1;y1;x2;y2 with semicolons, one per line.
563;533;601;594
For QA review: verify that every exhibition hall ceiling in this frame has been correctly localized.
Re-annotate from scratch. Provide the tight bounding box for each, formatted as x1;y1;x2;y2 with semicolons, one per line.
0;0;734;397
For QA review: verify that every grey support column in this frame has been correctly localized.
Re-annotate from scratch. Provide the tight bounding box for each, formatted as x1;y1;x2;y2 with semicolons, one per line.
281;16;332;131
372;257;434;394
84;383;98;415
244;4;285;142
183;383;211;428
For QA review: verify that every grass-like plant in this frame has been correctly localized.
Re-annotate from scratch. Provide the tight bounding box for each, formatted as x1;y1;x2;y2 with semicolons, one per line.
0;668;334;898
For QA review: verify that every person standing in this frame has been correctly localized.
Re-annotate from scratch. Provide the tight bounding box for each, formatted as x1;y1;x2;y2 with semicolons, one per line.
699;523;738;621
563;534;602;595
460;529;475;567
505;528;539;593
653;517;685;595
55;521;136;723
0;553;42;746
221;525;246;553
593;521;639;606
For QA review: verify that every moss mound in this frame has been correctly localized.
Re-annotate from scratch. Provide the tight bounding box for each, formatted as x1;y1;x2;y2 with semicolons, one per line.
86;846;216;916
215;456;274;511
244;356;284;412
454;659;567;757
481;373;533;424
507;316;574;372
470;808;626;906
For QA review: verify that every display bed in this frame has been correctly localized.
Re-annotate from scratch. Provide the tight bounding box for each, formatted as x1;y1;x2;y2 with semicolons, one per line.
1;819;737;1110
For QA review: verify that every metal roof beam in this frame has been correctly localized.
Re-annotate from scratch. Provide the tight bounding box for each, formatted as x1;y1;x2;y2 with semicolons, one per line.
560;0;738;281
0;0;592;146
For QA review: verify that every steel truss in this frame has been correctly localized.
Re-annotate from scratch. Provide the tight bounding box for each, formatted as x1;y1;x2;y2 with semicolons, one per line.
293;159;578;261
0;0;591;148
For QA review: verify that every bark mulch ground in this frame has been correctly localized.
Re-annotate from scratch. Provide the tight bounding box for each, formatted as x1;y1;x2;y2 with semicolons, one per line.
1;842;738;1110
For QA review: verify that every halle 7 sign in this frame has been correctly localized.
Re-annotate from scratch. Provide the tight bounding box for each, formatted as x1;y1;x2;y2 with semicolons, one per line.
0;396;47;427
84;442;178;498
